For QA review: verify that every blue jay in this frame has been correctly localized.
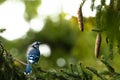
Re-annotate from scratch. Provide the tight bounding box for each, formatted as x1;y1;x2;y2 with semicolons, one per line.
24;41;41;75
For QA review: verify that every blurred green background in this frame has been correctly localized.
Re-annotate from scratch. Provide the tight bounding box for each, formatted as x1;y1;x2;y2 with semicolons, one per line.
0;0;120;74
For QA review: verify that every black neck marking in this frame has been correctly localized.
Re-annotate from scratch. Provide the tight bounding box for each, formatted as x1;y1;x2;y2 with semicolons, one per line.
32;45;37;49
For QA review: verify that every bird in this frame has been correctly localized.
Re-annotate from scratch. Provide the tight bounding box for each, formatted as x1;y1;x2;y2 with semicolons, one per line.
24;41;41;75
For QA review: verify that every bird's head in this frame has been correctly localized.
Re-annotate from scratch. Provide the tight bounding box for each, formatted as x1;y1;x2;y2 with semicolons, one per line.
31;41;41;49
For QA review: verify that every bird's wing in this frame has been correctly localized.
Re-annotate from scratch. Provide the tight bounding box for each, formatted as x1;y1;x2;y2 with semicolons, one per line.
27;48;40;63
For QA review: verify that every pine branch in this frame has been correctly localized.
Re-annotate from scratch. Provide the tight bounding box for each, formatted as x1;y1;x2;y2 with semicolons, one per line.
0;41;27;66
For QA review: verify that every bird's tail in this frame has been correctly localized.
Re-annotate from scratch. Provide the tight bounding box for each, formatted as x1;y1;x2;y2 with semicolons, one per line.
24;63;32;75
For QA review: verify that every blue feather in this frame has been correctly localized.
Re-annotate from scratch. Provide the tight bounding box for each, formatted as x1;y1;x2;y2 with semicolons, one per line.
24;63;32;75
27;48;40;64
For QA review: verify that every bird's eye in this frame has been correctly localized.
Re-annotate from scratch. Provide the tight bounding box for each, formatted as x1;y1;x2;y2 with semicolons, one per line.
36;42;40;45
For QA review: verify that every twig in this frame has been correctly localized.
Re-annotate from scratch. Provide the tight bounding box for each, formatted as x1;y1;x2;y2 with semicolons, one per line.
13;58;27;66
100;58;115;73
0;42;10;56
86;66;106;80
0;42;6;55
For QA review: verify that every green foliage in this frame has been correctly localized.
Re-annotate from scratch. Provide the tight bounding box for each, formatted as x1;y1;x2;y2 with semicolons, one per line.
23;0;41;21
91;0;120;60
0;42;26;80
1;0;120;80
0;28;6;33
0;0;5;4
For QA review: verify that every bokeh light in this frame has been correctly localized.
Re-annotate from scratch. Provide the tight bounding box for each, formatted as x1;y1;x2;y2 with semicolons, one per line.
56;57;66;67
30;18;44;32
39;44;51;57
